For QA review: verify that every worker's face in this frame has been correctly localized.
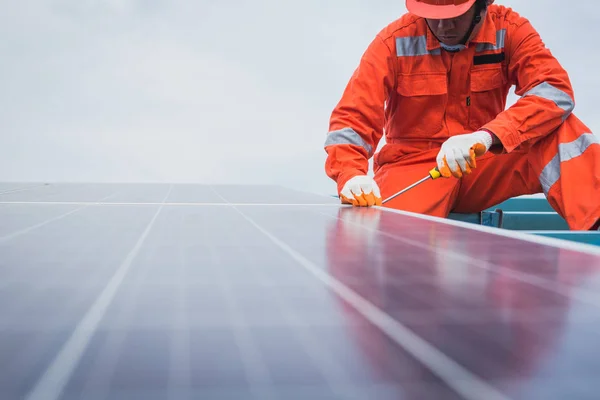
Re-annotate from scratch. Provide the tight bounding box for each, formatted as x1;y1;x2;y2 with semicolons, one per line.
426;4;483;46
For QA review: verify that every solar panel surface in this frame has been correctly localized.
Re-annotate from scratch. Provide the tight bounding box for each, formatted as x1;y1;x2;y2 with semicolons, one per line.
1;183;600;400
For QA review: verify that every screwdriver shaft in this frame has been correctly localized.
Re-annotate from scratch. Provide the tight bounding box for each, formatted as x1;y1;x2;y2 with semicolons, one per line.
381;175;431;204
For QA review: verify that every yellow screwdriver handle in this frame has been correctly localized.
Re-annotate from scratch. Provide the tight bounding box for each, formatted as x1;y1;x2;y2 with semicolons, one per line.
428;142;487;180
428;167;441;179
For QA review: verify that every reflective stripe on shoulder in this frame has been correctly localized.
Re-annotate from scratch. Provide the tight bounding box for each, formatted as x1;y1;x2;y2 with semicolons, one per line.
396;35;441;57
324;128;373;155
539;133;599;195
475;29;506;53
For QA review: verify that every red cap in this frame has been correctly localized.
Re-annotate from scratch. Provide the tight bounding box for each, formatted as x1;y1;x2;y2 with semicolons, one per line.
406;0;477;19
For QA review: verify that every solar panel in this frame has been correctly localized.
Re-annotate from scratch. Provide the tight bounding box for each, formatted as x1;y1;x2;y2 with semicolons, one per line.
1;183;600;400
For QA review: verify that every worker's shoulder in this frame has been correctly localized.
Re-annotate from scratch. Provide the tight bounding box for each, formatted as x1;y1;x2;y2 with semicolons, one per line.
487;4;532;30
375;13;426;42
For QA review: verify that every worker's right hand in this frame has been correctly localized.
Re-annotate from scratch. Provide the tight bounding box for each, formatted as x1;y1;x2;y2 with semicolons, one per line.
340;175;382;206
436;131;493;178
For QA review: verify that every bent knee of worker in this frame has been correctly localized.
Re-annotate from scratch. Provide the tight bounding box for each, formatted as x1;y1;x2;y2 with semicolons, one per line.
533;113;594;149
525;115;597;175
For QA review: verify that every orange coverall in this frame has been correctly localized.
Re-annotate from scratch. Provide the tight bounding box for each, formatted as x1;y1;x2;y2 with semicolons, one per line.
324;4;600;230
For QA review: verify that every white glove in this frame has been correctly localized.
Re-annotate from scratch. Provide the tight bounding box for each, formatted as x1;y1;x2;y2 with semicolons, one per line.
436;130;493;178
340;175;382;206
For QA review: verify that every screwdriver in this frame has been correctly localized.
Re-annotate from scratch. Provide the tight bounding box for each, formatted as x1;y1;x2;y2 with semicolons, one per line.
380;143;487;204
381;167;441;204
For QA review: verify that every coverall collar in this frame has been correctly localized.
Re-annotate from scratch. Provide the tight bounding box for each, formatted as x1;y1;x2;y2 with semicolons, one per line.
425;10;497;52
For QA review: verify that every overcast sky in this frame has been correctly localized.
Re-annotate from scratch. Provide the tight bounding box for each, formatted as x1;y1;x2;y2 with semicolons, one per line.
1;0;597;195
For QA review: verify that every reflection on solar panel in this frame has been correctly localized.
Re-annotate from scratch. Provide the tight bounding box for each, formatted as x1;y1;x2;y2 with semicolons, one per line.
1;183;600;400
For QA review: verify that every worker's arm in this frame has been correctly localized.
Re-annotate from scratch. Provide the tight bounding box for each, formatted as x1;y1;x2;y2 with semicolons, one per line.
481;16;575;153
324;34;396;195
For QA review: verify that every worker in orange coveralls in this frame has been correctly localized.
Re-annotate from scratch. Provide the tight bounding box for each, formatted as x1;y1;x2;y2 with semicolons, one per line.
323;0;600;230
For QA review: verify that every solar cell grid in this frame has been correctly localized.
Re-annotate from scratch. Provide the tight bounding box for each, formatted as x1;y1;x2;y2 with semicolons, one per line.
1;183;600;400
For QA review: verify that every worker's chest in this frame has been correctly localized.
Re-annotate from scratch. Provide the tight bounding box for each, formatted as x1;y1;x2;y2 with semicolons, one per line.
391;47;510;136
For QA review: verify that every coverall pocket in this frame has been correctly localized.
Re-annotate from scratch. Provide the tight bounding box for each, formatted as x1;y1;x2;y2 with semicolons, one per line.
396;73;447;137
468;66;506;131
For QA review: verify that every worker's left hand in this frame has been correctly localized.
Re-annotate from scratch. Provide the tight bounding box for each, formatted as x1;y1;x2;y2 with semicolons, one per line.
436;131;493;178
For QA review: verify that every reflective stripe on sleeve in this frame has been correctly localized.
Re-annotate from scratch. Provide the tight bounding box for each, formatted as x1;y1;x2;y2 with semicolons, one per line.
325;127;373;155
523;82;575;120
